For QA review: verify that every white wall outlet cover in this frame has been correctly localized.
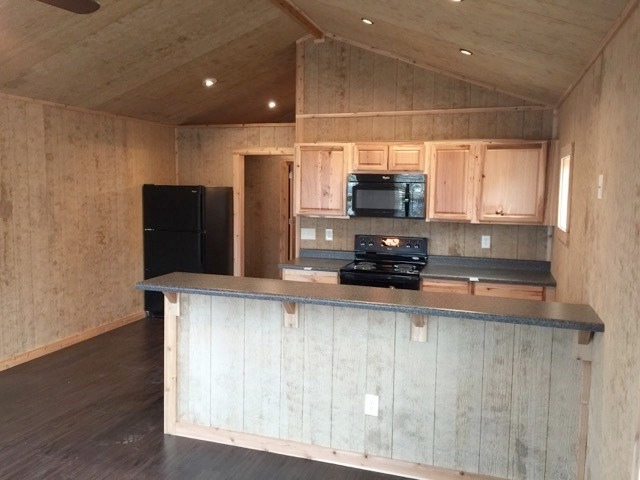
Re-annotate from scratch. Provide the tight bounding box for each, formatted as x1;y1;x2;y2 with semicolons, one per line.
481;235;491;249
325;228;333;241
300;228;316;240
364;394;379;417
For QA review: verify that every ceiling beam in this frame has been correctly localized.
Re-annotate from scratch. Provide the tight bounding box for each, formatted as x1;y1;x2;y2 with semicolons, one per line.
271;0;324;40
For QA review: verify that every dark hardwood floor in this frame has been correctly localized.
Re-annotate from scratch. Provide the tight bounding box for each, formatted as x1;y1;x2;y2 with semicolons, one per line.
0;319;409;479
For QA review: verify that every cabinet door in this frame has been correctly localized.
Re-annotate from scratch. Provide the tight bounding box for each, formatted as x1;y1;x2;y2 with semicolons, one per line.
296;145;347;216
389;144;425;172
479;143;547;223
421;279;471;294
429;143;476;221
282;269;339;284
353;144;388;171
473;282;544;301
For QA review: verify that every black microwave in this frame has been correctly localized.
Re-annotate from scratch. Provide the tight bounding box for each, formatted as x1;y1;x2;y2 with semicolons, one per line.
346;173;426;219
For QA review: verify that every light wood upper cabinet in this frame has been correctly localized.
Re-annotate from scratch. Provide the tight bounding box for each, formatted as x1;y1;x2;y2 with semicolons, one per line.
389;144;425;171
428;143;477;221
353;144;388;171
478;143;547;223
295;144;348;216
353;143;425;172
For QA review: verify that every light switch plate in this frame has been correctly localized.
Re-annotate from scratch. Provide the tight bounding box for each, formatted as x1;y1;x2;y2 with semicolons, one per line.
301;228;316;240
325;229;333;241
481;235;491;249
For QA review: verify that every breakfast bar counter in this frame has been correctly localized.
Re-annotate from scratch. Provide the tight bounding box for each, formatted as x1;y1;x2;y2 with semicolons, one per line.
136;273;603;480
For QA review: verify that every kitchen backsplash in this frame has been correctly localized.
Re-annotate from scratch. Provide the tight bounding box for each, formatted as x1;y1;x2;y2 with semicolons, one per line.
299;218;549;261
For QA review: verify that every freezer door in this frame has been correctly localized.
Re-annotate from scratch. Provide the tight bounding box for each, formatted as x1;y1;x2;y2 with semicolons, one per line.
143;184;203;232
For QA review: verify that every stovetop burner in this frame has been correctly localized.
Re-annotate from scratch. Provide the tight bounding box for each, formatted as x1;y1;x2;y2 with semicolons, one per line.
394;263;417;273
353;261;376;271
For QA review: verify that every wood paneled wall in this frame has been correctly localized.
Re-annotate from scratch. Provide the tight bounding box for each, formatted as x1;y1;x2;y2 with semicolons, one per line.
177;294;582;479
0;95;175;364
175;124;295;186
300;217;549;261
554;5;640;480
297;38;554;143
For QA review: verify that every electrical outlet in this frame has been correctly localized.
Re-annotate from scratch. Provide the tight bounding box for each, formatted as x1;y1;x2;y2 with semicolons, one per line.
300;228;316;240
364;394;379;417
325;228;333;241
481;235;491;249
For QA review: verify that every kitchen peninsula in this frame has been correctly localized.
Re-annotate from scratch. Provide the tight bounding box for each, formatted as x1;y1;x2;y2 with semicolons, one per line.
137;272;603;480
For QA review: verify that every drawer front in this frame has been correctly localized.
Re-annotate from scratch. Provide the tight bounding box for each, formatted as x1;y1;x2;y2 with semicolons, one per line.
473;282;544;301
282;269;339;284
421;279;471;295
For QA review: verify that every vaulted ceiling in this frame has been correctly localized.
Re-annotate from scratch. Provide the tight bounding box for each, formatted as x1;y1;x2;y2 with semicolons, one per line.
0;0;631;125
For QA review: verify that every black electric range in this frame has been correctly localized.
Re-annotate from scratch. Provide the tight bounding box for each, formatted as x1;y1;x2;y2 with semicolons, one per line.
339;234;428;290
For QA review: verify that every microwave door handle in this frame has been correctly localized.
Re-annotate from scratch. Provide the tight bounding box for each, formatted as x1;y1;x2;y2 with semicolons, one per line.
404;184;410;217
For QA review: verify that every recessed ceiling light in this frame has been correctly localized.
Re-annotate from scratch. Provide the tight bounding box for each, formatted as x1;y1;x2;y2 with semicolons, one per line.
459;49;473;56
268;100;277;109
450;0;464;2
361;18;373;25
203;78;217;87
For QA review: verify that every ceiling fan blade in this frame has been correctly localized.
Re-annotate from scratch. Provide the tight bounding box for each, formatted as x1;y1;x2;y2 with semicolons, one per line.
35;0;100;14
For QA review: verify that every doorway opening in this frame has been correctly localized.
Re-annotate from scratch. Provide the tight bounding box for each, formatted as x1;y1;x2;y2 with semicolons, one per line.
232;149;295;278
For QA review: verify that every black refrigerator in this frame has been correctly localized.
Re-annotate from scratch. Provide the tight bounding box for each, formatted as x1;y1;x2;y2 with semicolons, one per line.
143;184;233;316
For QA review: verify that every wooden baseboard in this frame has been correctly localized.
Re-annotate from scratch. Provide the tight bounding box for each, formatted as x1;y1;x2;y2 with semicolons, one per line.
173;422;506;480
0;311;146;372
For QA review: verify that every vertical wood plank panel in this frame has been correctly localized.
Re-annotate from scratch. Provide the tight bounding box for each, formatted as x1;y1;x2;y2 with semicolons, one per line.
331;307;368;452
395;62;414;141
392;314;438;464
244;299;282;437
479;323;515;477
209;296;245;431
333;42;351;142
544;328;581;480
349;46;374;141
365;310;396;457
302;303;334;447
433;317;484;472
372;55;397;141
280;303;306;442
188;294;213;426
176;294;191;422
508;325;553;480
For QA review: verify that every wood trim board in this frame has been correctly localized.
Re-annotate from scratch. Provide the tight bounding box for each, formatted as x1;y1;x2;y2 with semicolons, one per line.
172;422;507;480
0;311;145;372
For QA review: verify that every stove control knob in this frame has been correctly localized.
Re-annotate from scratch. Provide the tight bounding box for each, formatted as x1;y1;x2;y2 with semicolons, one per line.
405;242;411;248
368;242;374;246
360;241;366;246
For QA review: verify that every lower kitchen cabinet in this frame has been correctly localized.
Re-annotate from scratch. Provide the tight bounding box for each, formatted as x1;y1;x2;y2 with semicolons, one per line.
281;268;339;284
421;279;552;301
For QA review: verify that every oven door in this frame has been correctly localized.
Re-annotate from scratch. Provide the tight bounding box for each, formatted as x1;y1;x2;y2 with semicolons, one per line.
339;271;420;290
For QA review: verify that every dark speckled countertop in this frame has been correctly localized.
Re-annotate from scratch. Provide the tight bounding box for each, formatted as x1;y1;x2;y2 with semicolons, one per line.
136;272;603;332
279;250;556;287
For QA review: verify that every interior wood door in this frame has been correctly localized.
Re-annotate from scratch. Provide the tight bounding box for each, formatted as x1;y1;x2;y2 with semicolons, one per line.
479;143;547;223
296;145;346;216
244;155;293;279
428;143;476;221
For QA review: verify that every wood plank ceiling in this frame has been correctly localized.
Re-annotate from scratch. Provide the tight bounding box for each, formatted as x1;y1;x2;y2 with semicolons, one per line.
0;0;631;125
